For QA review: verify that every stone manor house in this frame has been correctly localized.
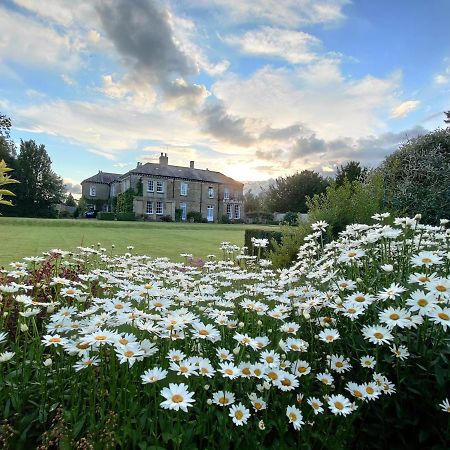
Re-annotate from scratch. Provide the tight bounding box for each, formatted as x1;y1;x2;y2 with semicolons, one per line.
81;153;244;222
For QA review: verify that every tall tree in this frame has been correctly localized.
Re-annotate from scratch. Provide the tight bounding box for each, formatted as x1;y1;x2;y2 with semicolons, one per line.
445;110;450;126
15;140;65;217
264;170;328;213
0;113;17;167
243;189;262;213
335;161;367;186
65;193;77;207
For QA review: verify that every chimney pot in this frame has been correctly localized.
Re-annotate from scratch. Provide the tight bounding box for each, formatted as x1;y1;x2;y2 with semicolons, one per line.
159;153;169;166
190;161;194;169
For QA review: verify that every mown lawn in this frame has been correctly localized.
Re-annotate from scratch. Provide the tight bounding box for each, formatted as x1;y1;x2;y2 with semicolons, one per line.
0;217;278;266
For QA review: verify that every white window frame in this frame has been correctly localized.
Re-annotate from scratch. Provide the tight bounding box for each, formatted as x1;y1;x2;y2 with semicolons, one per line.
180;202;187;221
89;185;96;197
147;180;154;193
156;180;164;193
156;201;164;215
146;201;154;214
208;187;214;198
224;188;230;200
207;205;214;222
234;205;241;220
226;204;232;219
180;182;188;196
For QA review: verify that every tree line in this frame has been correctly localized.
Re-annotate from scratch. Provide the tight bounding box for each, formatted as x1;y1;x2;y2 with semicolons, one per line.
0;113;72;217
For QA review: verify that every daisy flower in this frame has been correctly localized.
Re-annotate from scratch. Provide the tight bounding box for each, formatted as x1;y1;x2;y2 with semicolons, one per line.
390;344;410;361
160;383;195;412
169;360;198;378
286;405;304;430
0;351;15;363
362;325;394;345
0;332;8;345
229;403;250;426
318;328;340;343
327;394;353;416
212;391;235;407
42;334;67;347
141;367;168;384
428;307;450;330
406;290;439;315
307;397;324;415
379;307;410;329
73;356;100;371
411;251;442;267
345;382;365;400
438;398;450;413
291;360;311;377
329;354;352;373
274;371;299;391
166;349;186;362
316;372;334;386
219;362;239;380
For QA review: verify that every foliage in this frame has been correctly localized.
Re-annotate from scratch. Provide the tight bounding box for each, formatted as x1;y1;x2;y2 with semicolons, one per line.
97;212;115;221
0;160;19;208
175;208;183;222
136;177;143;196
116;189;134;213
116;212;136;221
0;113;17;168
445;111;450;126
244;228;282;255
244;188;263;213
0;217;449;448
379;128;450;224
65;193;77;207
282;212;299;226
335;161;367;186
220;214;231;224
160;214;173;222
187;211;203;223
264;170;328;213
10;140;66;218
246;211;275;224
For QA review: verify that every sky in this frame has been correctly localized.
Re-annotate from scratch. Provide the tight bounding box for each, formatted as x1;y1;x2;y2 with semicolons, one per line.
1;0;449;195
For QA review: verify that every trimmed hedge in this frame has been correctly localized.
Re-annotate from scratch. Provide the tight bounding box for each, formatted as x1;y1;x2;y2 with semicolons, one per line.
116;212;136;221
244;229;283;253
187;211;203;223
97;212;115;221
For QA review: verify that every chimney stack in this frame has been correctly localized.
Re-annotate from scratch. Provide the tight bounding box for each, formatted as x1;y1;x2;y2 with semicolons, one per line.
159;152;168;166
137;161;142;167
190;161;194;169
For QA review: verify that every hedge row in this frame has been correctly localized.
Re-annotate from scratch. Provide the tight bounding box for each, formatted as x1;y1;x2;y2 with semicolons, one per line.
244;229;283;254
96;212;136;221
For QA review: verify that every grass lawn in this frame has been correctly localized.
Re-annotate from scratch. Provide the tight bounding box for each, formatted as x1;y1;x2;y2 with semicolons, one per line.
0;217;278;267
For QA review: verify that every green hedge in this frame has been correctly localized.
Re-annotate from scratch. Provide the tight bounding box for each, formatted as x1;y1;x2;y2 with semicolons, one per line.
187;211;203;223
116;212;136;221
244;229;283;253
97;212;115;221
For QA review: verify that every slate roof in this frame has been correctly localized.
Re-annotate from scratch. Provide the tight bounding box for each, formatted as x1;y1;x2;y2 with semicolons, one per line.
81;172;121;185
122;163;243;186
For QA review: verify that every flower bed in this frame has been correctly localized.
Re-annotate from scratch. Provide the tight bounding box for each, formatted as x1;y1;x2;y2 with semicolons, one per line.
0;215;449;449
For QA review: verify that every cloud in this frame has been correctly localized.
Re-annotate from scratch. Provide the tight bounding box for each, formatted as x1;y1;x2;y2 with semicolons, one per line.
225;27;321;64
61;74;77;86
63;178;82;195
213;62;401;141
0;6;81;70
434;59;450;85
391;100;420;118
187;0;350;27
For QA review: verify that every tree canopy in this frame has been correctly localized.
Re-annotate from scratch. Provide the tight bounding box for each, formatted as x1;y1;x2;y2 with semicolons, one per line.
264;170;328;213
335;160;367;186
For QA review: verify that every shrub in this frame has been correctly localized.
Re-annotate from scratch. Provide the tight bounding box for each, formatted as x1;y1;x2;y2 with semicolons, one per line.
244;229;283;255
187;211;203;223
220;214;231;224
160;214;173;222
175;208;183;222
282;211;299;225
97;212;115;221
116;212;136;221
246;211;274;224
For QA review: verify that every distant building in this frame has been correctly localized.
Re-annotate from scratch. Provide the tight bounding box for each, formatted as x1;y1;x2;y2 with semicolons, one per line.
80;153;244;222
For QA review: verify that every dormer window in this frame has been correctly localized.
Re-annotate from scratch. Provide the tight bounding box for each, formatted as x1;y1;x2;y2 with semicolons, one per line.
89;185;96;197
208;187;214;198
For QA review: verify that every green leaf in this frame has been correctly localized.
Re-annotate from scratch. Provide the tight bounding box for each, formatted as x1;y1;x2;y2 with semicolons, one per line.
0;189;15;196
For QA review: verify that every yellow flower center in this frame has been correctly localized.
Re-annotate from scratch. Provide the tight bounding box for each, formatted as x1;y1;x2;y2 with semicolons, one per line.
335;361;344;368
77;342;89;349
267;371;278;380
124;351;134;358
154;303;163;308
335;401;344;410
347;251;357;257
254;368;262;376
374;332;384;339
119;338;128;345
199;329;209;335
355;296;365;302
180;366;188;373
417;299;428;307
254;402;263;410
298;367;307;373
438;312;449;321
95;335;106;341
144;284;153;289
171;394;184;403
266;356;274;363
281;378;291;386
348;308;356;314
288;413;297;422
49;337;61;343
353;390;362;398
224;369;234;376
66;289;75;295
418;276;429;282
421;257;432;264
218;397;229;405
436;285;447;292
235;410;244;420
242;367;251;376
114;304;123;309
312;402;320;409
366;386;374;395
389;313;400;320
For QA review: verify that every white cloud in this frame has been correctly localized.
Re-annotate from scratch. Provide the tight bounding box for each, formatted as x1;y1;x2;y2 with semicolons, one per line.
434;58;450;85
391;100;420;118
212;61;401;140
187;0;350;27
0;6;81;70
61;74;77;86
225;27;321;64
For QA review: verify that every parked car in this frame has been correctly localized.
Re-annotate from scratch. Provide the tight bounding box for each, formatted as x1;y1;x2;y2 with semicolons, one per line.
85;209;97;219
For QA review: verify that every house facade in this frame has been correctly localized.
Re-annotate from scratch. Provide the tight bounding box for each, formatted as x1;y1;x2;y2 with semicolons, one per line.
80;154;244;222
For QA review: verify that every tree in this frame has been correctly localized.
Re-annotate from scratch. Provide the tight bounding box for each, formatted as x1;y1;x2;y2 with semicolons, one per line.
445;110;450;126
264;170;328;213
243;189;263;213
14;140;65;217
379;128;450;224
335;161;367;186
65;193;77;207
0;113;17;167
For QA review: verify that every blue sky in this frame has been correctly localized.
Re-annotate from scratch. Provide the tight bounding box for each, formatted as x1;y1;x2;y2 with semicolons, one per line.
1;0;449;194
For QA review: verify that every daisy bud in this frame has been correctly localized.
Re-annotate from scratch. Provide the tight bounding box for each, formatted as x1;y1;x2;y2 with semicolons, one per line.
47;305;55;314
111;244;115;248
381;264;393;272
335;299;342;305
206;399;212;405
356;278;362;283
43;358;52;367
440;219;449;225
204;384;210;391
257;320;262;326
263;382;271;390
414;214;422;220
258;420;266;430
257;384;264;392
303;312;310;320
268;329;272;333
233;346;240;355
238;322;244;328
3;312;8;318
20;323;29;332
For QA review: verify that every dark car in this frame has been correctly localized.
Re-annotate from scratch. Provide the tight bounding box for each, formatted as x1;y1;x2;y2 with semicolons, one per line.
85;209;97;219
